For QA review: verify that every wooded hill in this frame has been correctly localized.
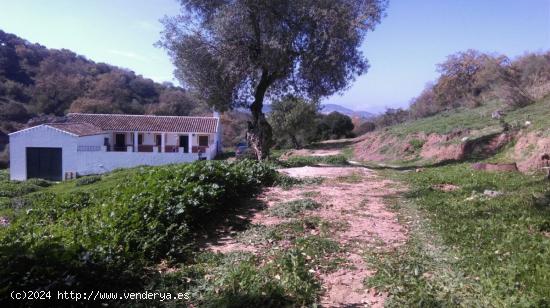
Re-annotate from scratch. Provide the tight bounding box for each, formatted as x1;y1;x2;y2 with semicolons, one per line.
371;49;550;128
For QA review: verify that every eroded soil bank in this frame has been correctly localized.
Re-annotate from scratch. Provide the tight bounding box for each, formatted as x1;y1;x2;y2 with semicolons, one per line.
353;129;550;172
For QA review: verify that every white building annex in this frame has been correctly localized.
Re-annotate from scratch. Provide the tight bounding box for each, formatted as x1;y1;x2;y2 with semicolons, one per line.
9;113;222;181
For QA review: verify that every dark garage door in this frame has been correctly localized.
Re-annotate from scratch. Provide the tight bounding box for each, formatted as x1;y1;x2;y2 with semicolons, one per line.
26;147;62;181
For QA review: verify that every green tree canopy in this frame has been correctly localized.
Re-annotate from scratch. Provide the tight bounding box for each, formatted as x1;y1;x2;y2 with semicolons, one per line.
160;0;387;159
317;111;355;139
269;96;319;149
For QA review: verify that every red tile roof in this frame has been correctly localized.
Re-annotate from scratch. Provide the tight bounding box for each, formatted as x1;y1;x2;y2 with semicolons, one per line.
67;113;219;133
46;122;104;136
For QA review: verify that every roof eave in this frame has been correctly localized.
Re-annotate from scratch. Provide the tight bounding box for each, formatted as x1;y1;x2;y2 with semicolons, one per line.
8;124;77;137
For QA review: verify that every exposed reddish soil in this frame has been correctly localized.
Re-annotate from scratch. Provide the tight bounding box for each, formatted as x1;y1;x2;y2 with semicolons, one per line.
353;132;405;162
206;166;408;307
419;133;465;161
354;128;550;173
279;166;362;178
511;131;550;172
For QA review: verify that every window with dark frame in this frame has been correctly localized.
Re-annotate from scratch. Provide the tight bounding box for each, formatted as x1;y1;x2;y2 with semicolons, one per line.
198;135;209;147
138;133;143;145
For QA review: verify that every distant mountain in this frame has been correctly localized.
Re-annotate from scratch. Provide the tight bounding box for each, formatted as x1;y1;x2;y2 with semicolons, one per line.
262;103;373;118
319;104;374;119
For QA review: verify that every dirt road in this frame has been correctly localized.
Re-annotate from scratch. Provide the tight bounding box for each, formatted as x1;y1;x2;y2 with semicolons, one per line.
208;162;408;307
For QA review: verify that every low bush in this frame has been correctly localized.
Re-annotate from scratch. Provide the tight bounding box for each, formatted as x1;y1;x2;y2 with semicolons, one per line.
0;171;51;199
335;172;363;183
294;236;341;272
0;197;9;209
300;191;320;198
0;181;41;198
0;170;8;182
75;175;101;186
26;178;52;187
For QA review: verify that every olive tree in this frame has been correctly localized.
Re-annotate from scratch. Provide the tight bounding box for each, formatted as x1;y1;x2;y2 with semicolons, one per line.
160;0;387;160
269;96;319;149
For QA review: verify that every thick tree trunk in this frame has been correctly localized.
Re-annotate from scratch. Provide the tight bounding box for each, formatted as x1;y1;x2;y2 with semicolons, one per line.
247;111;272;160
247;71;273;161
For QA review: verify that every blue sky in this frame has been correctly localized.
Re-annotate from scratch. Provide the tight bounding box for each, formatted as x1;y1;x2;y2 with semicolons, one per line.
0;0;549;113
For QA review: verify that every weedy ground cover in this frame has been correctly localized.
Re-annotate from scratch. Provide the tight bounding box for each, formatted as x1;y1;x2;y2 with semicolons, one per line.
367;164;550;306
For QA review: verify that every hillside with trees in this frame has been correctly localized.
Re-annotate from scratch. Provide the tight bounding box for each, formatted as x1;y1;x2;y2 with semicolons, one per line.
371;50;550;128
350;49;550;174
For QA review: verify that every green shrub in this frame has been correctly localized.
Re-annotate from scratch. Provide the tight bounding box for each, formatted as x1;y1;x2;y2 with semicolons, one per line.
300;191;320;198
294;236;339;257
0;181;40;198
0;170;8;182
236;224;278;245
75;175;101;186
0;160;277;300
0;197;10;210
26;178;52;187
275;174;302;189
335;172;363;183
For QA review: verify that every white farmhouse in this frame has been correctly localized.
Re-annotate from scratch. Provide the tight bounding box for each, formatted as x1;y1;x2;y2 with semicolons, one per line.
9;113;222;181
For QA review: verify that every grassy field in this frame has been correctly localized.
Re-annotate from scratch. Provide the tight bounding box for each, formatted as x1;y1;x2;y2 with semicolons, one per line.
386;97;550;137
367;164;550;306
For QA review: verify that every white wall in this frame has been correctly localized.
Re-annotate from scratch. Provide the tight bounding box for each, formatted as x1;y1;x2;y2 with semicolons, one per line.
77;151;200;175
77;134;109;147
143;133;155;145
10;126;221;180
9;125;79;181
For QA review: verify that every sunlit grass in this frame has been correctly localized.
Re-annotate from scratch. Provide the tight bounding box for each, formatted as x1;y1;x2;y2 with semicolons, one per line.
370;164;550;306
